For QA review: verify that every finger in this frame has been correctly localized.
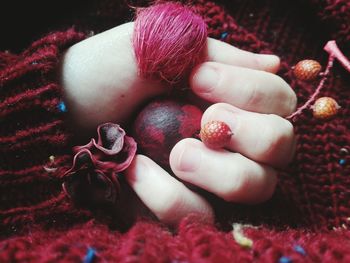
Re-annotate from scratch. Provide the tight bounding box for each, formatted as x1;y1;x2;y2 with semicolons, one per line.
170;138;278;203
207;38;280;73
61;22;165;129
202;103;296;168
124;154;214;226
190;61;297;116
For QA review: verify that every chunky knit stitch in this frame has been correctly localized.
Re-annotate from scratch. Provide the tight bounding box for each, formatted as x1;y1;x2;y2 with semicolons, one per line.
0;29;92;235
2;215;350;262
0;0;349;261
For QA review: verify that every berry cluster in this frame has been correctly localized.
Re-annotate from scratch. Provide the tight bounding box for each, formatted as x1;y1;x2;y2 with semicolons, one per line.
289;40;349;120
292;59;340;120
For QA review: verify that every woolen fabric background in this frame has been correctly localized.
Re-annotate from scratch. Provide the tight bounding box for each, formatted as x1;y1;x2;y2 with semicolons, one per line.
0;0;349;262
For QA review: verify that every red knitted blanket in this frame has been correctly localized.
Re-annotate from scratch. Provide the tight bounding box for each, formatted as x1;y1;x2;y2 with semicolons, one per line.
0;0;349;262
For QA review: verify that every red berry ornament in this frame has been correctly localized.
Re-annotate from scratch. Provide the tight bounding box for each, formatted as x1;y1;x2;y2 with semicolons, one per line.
293;60;322;81
312;97;340;119
200;121;233;148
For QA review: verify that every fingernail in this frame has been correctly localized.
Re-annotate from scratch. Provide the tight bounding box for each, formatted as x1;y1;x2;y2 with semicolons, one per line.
258;54;280;72
177;145;202;172
193;64;219;93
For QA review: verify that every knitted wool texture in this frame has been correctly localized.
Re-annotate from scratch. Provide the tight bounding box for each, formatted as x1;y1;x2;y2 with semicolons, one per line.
0;0;349;262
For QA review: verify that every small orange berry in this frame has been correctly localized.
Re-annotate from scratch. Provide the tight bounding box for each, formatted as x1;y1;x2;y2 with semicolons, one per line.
312;97;340;119
293;60;322;81
200;121;233;148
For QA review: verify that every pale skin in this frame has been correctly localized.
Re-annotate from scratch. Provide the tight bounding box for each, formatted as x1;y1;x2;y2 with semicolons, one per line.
61;22;297;226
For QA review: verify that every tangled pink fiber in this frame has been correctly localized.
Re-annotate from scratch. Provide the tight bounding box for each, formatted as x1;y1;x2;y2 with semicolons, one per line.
133;2;207;83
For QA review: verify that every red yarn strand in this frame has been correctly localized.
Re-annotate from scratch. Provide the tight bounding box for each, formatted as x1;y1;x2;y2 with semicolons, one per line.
133;2;207;83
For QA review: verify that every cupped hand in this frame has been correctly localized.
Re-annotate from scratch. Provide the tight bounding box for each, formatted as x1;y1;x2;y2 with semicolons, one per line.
61;23;297;226
124;38;297;225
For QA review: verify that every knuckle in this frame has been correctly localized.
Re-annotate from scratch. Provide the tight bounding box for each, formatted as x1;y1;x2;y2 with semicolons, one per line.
260;115;294;156
219;167;250;202
279;78;297;115
279;85;297;116
277;117;294;140
260;175;278;202
156;190;184;221
244;82;264;108
219;186;237;202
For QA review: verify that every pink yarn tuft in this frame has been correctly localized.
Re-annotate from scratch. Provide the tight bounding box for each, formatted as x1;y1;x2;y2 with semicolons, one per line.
133;2;207;83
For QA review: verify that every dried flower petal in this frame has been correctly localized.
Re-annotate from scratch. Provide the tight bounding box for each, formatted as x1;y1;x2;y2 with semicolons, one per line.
62;123;137;206
96;123;126;154
62;150;119;205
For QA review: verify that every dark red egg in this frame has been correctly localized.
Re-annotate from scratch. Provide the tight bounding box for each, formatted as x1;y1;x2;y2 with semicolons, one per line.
133;98;203;169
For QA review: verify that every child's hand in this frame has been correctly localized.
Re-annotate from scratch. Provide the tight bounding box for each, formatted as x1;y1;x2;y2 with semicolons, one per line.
61;23;297;225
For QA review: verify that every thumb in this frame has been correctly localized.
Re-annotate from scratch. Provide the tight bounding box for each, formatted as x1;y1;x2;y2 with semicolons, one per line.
61;22;165;130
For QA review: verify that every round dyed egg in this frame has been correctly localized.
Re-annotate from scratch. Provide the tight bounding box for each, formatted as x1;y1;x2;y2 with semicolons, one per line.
133;98;202;169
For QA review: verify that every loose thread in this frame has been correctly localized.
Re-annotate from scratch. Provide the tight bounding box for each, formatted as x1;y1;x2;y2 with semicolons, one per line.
286;55;335;120
232;223;254;248
279;256;293;263
83;247;97;263
293;245;306;256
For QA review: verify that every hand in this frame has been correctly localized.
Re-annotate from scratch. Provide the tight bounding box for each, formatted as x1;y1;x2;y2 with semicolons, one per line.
124;38;297;225
61;23;297;226
61;22;166;129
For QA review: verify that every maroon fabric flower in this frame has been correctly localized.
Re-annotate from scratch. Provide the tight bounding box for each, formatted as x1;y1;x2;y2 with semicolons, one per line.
62;123;137;206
